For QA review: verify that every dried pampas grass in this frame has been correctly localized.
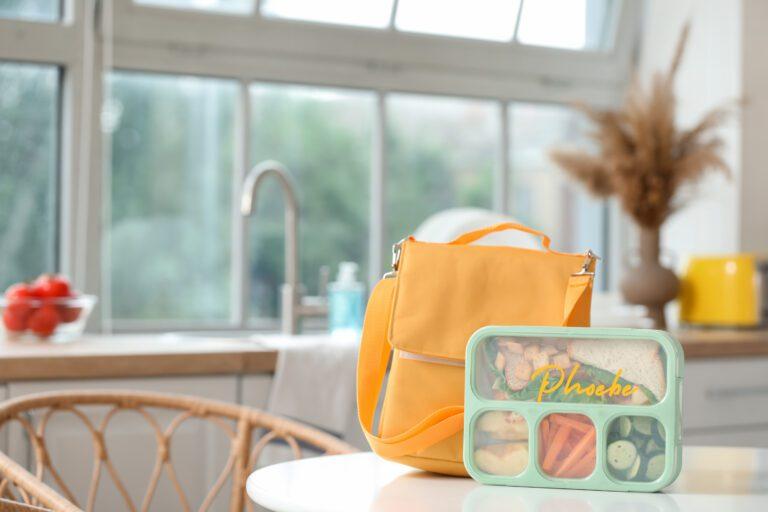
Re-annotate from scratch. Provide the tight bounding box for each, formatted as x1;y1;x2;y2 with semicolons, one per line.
551;23;732;229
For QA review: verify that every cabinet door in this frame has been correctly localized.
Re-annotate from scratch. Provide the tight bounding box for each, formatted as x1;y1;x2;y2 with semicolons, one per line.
684;359;768;430
239;375;272;411
6;376;237;511
0;384;7;454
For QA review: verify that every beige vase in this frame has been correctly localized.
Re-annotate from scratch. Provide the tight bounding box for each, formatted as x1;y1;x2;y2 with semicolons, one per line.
620;227;680;329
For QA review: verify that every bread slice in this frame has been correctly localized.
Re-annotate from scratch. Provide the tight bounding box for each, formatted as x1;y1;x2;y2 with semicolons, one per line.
567;339;666;401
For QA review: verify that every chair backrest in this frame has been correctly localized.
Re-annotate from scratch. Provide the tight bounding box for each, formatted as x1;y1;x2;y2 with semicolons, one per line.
0;390;356;512
0;497;51;511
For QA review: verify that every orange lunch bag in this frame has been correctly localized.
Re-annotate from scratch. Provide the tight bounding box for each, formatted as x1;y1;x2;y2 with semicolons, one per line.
356;222;598;475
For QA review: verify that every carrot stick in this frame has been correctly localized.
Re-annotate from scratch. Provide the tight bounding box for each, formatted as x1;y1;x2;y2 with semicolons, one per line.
561;447;596;478
542;424;571;473
550;414;593;433
554;428;596;477
569;414;593;424
546;421;558;448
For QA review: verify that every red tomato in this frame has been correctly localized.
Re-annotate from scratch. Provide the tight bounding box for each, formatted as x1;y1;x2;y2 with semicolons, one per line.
59;305;82;323
2;305;29;332
4;282;35;321
28;305;60;338
5;283;36;301
32;274;72;299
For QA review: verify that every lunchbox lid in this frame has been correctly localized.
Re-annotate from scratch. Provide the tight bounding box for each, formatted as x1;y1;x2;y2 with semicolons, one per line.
463;326;684;493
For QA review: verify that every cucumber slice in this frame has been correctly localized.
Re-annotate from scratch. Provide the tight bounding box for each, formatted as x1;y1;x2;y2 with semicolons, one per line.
645;454;665;481
607;440;638;472
632;416;653;437
652;420;666;445
625;454;642;480
645;439;664;454
629;434;648;450
616;417;632;437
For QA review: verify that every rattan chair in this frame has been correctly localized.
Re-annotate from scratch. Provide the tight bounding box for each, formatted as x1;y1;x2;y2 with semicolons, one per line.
0;390;357;512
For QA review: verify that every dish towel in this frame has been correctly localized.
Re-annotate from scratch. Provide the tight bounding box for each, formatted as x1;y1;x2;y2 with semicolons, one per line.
258;334;361;465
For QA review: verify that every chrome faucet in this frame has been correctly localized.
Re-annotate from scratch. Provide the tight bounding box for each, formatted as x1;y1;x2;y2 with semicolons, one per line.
241;160;327;334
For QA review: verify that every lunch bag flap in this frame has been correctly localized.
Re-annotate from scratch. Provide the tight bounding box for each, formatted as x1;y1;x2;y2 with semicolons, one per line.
388;225;594;362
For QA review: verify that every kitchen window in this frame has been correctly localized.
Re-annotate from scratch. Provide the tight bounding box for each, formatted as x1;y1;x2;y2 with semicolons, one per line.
385;94;498;250
0;63;60;292
248;84;374;320
0;0;61;22
104;71;237;323
0;0;637;330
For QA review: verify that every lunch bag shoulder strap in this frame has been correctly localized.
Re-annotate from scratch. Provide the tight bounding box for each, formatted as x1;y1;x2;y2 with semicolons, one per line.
356;270;593;458
356;278;465;458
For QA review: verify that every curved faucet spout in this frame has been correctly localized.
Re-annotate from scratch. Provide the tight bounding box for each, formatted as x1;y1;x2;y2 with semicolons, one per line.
241;160;300;333
241;160;298;217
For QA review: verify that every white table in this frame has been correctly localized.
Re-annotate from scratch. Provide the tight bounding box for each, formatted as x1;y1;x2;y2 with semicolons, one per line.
247;447;768;512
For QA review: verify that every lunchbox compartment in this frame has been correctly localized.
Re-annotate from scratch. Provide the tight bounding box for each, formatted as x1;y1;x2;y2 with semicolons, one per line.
471;410;529;477
605;415;666;483
473;334;668;406
538;413;596;479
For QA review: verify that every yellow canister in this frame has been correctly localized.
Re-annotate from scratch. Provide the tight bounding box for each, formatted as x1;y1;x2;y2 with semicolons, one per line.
679;254;765;327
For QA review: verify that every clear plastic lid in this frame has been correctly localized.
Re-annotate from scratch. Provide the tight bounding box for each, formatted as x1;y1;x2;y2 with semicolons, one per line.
473;335;667;406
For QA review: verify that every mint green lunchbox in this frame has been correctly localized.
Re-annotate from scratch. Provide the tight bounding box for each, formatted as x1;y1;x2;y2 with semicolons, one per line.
463;327;683;492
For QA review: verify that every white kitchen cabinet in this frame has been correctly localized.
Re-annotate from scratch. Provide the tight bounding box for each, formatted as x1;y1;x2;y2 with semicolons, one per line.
238;376;273;512
683;358;768;448
0;384;7;454
240;375;272;411
5;376;239;511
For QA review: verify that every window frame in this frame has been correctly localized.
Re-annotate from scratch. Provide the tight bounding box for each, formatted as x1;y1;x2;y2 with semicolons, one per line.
1;0;640;332
0;0;100;323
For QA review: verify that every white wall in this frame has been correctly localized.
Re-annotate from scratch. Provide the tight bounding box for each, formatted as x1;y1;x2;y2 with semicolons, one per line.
740;0;768;252
640;0;742;263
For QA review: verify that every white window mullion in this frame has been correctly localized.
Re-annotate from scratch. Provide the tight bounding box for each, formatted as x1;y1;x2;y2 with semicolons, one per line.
232;81;251;328
59;0;105;331
368;92;386;288
495;100;510;214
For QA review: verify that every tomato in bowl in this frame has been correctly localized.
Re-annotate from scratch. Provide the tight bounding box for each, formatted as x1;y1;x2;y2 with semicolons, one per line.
1;275;97;343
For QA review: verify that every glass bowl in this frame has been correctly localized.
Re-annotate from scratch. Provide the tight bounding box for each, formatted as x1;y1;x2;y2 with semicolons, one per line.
0;295;97;343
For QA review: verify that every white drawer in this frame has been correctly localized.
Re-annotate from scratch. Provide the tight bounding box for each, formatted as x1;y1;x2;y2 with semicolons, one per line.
684;426;768;448
684;358;768;429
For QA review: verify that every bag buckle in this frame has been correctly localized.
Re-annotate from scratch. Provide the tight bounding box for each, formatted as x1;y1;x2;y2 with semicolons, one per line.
572;249;601;277
383;238;407;279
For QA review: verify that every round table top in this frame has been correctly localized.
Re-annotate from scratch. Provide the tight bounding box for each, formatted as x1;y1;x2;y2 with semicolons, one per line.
247;446;768;512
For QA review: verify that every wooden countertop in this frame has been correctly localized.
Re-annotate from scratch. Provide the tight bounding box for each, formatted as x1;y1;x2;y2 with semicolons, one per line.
0;329;766;381
0;335;278;381
676;328;768;359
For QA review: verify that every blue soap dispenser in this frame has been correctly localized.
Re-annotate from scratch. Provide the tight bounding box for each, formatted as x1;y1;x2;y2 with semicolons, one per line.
328;262;365;340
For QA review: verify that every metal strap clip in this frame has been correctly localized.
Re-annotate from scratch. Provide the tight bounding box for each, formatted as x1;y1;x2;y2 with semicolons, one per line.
572;249;601;277
383;238;406;279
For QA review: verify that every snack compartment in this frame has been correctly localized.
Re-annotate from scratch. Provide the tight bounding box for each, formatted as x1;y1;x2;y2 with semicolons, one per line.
605;415;666;482
473;335;667;405
471;410;529;477
538;413;596;479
